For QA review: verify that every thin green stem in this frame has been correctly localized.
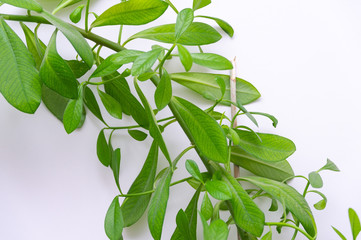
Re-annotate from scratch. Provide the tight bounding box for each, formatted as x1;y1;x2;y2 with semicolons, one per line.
162;119;177;129
118;25;123;44
85;0;91;32
291;180;311;240
164;0;179;14
172;145;195;170
265;222;315;240
105;125;141;130
155;44;176;76
170;176;193;187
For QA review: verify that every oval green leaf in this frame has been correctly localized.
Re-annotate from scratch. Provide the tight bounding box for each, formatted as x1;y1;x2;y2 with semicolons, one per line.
128;129;148;141
132;48;162;76
308;171;323;188
63;89;83;134
171;96;228;163
185;160;203;183
175;8;194;40
104;197;124;240
201;192;213;221
170;72;260;105
69;4;84;24
83;86;105;123
177;45;193;71
197;15;234;37
42;85;69;121
191;53;233;70
96;129;111;167
349;208;361;240
98;88;123;119
0;17;41;114
205;180;232;200
154;69;172;110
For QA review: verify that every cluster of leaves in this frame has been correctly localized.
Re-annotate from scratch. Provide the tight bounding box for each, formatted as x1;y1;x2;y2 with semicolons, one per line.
0;0;340;239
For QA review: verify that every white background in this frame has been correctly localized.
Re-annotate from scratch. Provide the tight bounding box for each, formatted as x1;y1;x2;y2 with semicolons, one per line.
0;0;361;239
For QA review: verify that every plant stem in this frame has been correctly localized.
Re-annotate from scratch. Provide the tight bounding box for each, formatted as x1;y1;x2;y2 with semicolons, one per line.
172;145;195;169
85;0;91;32
265;222;315;240
164;0;179;14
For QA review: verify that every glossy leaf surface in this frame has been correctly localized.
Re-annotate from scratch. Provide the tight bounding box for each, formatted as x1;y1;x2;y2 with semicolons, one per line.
83;86;105;123
1;0;43;12
128;130;147;141
121;142;158;227
0;17;41;114
104;197;124;240
205;180;232;200
191;53;233;70
69;4;84;23
172;97;228;163
91;0;168;27
185;160;203;183
97;130;111;167
126;22;221;46
175;8;194;40
98;89;122;119
63;89;83;134
177;45;193;71
349;208;361;240
154;69;172;110
170;72;260;105
234;129;296;162
132;48;162;76
197;15;234;37
42;85;69;121
40;30;78;99
201;192;213;221
243;176;316;237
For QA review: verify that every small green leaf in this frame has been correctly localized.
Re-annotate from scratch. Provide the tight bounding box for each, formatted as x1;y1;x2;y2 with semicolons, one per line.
128;129;148;141
349;208;361;240
148;167;173;240
91;50;143;78
1;0;43;12
175;209;192;240
216;76;226;97
104;197;124;240
125;22;221;46
0;17;41;114
132;48;162;76
185;160;203;183
234;129;296;162
83;86;105;124
177;45;193;71
260;231;272;240
205;180;232;200
231;146;294;182
98;88;123;119
69;4;84;23
41;11;94;67
170;72;260;105
332;226;347;240
319;159;340;172
40;30;78;99
209;219;229;240
308;171;323;188
191;53;232;70
242;176;316;237
53;0;82;14
154;69;172;110
201;193;213;221
193;0;211;11
138;72;156;81
91;0;168;27
111;148;121;192
42;85;70;121
121;142;158;227
66;60;89;78
197;15;234;37
96;130;111;167
250;112;278;127
175;8;194;40
309;190;327;210
63;87;83;134
171;97;228;163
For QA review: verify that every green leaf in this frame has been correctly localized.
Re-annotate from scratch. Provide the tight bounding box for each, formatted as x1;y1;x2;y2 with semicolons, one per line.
175;210;192;240
69;4;84;23
231;146;294;182
309;190;327;210
104;75;149;128
215;166;264;237
92;0;168;27
83;86;105;123
96;129;111;167
148;167;173;240
171;187;201;240
319;158;340;172
216;76;226;97
332;226;347;240
260;231;272;240
0;17;41;114
128;130;148;141
185;160;203;183
170;72;260;105
209;219;229;240
242;176;316;237
187;172;211;192
154;69;172;110
250;112;278;127
42;85;69;121
234;129;296;162
201;192;213;221
111;148;121;192
66;60;89;78
40;11;94;67
205;180;232;200
104;197;124;240
349;208;361;240
63;87;83;134
191;53;232;70
200;212;212;240
134;80;171;164
1;0;43;12
132;48;162;76
197;15;234;37
91;50;143;78
138;72;157;81
308;171;323;188
193;0;211;11
125;22;221;46
20;22;46;70
98;88;123;119
177;45;193;71
175;8;194;40
171;97;228;163
53;0;83;14
40;30;78;99
121;142;158;227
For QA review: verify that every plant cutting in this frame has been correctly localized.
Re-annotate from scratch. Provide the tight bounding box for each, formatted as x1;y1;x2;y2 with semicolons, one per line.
0;0;341;239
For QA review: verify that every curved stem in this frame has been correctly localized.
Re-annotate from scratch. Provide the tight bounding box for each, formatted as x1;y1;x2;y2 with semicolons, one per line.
164;0;179;14
265;222;315;240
